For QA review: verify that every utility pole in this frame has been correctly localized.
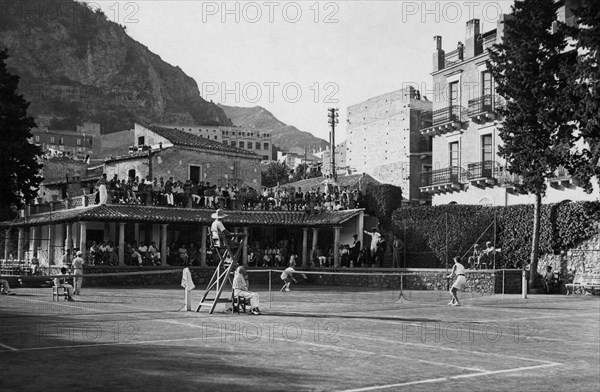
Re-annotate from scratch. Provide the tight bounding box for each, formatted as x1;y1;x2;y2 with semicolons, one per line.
327;108;339;180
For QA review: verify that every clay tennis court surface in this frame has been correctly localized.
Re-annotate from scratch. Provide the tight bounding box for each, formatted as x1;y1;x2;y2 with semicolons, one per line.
1;285;598;392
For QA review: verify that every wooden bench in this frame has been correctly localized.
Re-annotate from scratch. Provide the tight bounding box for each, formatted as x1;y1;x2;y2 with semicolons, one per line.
565;274;600;296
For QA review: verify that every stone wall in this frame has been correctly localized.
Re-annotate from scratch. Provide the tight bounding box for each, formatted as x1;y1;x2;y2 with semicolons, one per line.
538;228;600;293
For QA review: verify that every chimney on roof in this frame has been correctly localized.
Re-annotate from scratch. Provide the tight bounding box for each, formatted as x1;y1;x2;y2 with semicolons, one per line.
433;36;445;72
465;19;482;58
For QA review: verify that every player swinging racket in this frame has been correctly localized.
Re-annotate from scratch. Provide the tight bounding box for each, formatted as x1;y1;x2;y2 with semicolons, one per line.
447;256;466;306
280;261;307;292
280;263;297;292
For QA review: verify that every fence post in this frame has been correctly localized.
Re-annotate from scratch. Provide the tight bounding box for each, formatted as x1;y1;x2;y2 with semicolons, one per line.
522;269;528;299
502;269;505;299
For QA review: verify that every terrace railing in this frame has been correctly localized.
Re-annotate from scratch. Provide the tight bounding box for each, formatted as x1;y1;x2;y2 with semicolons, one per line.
467;161;498;180
432;105;464;127
420;166;467;187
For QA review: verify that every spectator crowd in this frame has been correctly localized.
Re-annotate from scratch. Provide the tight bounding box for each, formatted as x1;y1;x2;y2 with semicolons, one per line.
96;174;365;212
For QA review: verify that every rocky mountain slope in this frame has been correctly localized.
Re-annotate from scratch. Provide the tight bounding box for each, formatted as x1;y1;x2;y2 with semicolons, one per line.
219;104;329;153
0;0;231;133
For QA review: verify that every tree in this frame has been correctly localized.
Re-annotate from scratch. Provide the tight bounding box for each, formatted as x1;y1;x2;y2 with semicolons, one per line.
290;163;322;183
261;161;289;188
487;0;574;287
0;49;43;220
563;1;600;192
365;184;403;225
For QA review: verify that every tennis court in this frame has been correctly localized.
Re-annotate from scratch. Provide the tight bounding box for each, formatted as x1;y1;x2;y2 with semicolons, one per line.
1;275;599;392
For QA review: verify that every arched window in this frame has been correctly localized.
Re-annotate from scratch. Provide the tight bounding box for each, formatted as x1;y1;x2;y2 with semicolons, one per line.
478;196;493;206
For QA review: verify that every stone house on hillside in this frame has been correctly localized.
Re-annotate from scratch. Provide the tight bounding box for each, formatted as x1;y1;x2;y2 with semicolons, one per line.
104;123;262;188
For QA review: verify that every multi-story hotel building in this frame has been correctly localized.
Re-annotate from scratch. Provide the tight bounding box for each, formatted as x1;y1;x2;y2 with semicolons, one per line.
157;124;273;161
31;128;94;158
346;86;433;204
420;10;598;206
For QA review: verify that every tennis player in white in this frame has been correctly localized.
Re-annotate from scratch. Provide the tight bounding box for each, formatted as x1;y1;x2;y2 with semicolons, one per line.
447;256;466;306
280;262;298;292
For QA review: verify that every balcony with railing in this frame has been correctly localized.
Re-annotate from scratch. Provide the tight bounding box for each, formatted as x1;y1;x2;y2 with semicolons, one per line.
420;166;467;194
495;166;524;194
549;166;580;189
466;161;500;188
29;194;98;215
444;49;463;68
420;106;465;136
467;95;499;124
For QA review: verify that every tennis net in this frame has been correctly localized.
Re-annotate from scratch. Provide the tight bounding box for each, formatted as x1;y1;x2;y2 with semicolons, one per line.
245;269;521;308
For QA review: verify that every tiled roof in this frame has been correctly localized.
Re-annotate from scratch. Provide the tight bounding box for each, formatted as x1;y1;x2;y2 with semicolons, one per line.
104;151;149;163
147;125;259;158
285;173;381;191
5;204;363;228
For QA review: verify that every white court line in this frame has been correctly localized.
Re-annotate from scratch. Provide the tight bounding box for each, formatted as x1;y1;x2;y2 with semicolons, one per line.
331;330;560;365
0;335;224;353
0;342;17;351
4;292;186;314
181;310;577;367
338;363;561;392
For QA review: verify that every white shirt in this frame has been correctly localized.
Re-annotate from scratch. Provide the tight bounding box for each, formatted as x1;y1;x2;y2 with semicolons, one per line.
72;257;84;271
281;267;295;280
232;272;248;291
366;231;381;252
211;219;226;246
454;262;466;275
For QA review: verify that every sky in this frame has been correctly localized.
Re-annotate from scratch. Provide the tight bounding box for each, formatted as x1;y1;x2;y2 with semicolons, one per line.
88;0;514;142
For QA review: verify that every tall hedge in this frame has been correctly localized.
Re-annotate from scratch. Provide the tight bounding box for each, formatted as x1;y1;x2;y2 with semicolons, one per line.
391;201;600;268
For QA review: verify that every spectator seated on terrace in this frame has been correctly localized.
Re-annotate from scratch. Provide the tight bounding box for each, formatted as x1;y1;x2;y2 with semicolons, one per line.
96;241;118;266
148;242;161;266
91;172;366;212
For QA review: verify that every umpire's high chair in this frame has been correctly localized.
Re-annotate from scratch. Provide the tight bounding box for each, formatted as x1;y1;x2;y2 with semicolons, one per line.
195;231;246;314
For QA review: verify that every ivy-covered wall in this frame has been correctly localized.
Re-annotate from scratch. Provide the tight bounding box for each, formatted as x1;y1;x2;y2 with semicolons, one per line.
392;201;600;269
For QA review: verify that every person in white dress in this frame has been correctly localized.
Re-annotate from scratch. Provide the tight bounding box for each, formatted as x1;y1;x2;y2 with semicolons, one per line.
447;256;466;306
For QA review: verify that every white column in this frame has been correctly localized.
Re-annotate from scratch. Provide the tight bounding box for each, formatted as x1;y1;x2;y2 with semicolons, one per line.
302;228;309;267
118;222;125;266
4;229;11;260
243;227;249;266
311;228;318;258
334;226;341;268
48;225;55;265
79;222;87;256
72;223;79;251
17;228;25;261
103;222;110;242
200;225;207;266
65;223;72;252
29;227;37;256
161;224;168;266
134;223;140;244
